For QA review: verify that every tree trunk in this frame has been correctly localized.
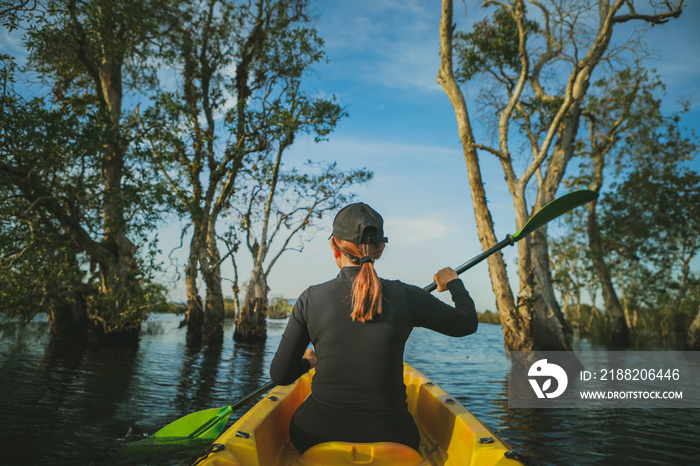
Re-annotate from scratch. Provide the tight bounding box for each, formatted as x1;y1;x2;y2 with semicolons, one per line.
671;251;692;341
438;0;531;354
508;0;653;351
520;228;574;351
516;105;584;352
587;201;629;346
89;39;142;343
201;225;225;345
234;265;268;343
587;144;629;346
183;215;226;347
687;306;700;351
45;285;89;342
439;0;685;352
232;286;242;321
185;227;204;346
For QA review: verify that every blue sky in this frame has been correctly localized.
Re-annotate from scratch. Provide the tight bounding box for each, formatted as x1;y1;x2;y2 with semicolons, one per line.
171;0;698;311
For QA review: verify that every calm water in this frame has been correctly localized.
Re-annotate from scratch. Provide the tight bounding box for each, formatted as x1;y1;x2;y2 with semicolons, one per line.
1;314;699;465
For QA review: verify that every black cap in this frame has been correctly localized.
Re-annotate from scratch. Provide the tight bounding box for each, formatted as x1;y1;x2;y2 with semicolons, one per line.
331;203;388;244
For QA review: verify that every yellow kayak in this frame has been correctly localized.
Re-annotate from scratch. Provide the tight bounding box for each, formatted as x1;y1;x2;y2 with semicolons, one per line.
196;363;522;465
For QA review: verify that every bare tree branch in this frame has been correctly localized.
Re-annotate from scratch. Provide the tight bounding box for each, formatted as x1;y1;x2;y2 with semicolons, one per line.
613;0;684;24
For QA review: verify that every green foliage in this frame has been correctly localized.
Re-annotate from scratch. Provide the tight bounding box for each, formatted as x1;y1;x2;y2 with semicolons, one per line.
600;160;700;341
1;1;46;32
477;310;500;325
140;0;344;222
601;163;700;264
268;296;292;319
454;6;535;82
0;1;171;341
24;0;162;93
563;304;607;339
0;218;87;322
2;0;364;345
223;299;237;318
136;0;366;343
550;228;595;302
452;2;563;153
572;66;668;186
163;302;187;315
1;55;91;320
552;64;699;346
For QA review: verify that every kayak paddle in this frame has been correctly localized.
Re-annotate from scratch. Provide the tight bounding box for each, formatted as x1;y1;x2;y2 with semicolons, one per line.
424;189;598;292
140;189;596;442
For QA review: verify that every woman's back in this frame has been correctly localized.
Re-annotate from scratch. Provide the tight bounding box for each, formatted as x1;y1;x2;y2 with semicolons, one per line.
296;268;411;411
268;202;477;452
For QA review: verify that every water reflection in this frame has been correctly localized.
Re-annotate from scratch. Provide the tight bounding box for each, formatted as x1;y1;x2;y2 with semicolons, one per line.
175;341;224;414
229;340;268;406
2;316;699;465
493;396;700;465
0;325;142;464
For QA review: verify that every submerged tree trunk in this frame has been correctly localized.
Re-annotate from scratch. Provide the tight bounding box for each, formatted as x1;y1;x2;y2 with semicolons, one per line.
522;228;574;350
524;106;583;350
183;217;226;346
234;265;268;343
587;200;630;347
440;0;576;352
586;143;629;346
64;20;143;343
516;106;583;351
185;223;204;345
45;284;89;342
86;20;143;344
201;226;225;345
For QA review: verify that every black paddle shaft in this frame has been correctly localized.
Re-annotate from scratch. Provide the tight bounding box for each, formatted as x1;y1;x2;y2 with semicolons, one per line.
422;190;599;293
423;235;514;293
230;380;276;412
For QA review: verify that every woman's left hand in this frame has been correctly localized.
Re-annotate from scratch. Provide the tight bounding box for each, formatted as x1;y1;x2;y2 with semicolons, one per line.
433;267;458;292
303;348;317;369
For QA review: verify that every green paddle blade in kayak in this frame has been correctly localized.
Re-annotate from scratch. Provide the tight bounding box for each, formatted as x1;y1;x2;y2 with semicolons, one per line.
511;190;598;242
139;380;275;446
153;405;233;439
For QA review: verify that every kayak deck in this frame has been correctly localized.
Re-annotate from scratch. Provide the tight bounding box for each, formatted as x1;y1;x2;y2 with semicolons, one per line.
197;363;522;465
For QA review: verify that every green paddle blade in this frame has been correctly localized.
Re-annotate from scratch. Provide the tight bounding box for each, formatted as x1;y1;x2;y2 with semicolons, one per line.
152;405;233;439
511;190;598;242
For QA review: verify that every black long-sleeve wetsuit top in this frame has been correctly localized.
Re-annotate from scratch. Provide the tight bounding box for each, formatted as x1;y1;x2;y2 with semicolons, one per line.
269;266;478;450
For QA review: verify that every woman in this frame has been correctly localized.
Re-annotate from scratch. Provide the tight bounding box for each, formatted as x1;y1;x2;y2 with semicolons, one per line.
269;202;478;453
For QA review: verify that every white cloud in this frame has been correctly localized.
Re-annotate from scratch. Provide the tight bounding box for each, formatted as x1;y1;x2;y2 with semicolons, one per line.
366;40;442;93
313;0;443;93
385;216;451;245
288;135;463;169
0;29;27;58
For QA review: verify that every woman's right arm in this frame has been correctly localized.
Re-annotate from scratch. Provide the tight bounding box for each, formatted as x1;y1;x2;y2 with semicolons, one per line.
408;268;478;337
